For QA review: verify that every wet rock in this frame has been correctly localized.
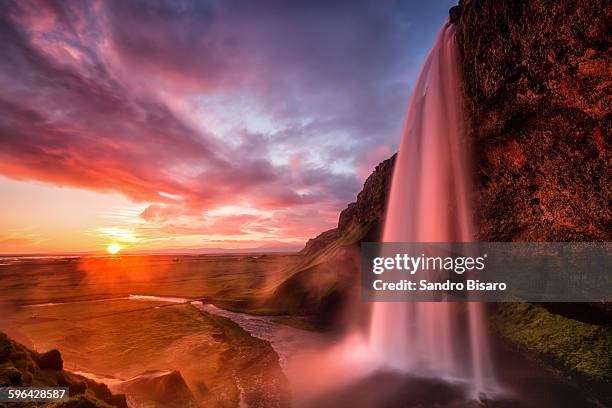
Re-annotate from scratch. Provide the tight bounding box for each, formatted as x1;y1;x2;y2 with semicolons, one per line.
115;370;195;408
68;378;88;395
58;395;124;408
58;396;104;408
108;394;129;408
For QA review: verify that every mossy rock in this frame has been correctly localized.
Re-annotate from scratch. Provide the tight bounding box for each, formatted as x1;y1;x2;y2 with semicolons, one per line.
492;303;612;382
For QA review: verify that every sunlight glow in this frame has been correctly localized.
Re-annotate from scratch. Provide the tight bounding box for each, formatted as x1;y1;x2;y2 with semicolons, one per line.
97;227;140;243
106;243;122;255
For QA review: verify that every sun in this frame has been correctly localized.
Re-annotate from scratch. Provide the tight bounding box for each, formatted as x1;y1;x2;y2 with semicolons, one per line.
106;243;122;255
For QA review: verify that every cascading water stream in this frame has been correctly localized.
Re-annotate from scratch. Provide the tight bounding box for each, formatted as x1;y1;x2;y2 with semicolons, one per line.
368;21;497;395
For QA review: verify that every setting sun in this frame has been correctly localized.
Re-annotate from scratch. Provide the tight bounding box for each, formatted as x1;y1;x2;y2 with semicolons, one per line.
106;243;122;255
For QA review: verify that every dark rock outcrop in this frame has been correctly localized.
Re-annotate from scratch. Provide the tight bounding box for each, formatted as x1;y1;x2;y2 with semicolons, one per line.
449;4;462;24
337;154;396;238
299;154;396;257
35;348;63;371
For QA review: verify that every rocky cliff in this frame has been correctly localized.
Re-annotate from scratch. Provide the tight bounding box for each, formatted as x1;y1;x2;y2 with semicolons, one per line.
455;0;611;387
267;156;395;325
296;0;609;259
298;155;396;258
457;0;610;242
270;0;610;383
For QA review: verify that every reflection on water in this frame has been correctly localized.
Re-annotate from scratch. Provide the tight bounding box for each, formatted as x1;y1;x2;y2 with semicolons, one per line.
127;294;191;304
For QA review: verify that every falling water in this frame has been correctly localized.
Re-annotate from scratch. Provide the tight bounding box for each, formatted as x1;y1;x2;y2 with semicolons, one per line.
368;22;496;395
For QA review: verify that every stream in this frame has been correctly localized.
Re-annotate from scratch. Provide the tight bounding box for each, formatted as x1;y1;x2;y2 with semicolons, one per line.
26;294;324;407
191;301;324;368
26;294;324;369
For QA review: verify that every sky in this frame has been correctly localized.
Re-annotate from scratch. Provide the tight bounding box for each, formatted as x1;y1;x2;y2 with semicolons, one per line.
0;0;455;254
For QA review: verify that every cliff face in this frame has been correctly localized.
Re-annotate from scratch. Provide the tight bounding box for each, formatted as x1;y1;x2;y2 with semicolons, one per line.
454;0;611;387
336;155;396;237
289;0;609;282
114;370;195;408
268;156;394;323
302;0;610;246
270;0;610;383
299;155;396;258
457;0;610;241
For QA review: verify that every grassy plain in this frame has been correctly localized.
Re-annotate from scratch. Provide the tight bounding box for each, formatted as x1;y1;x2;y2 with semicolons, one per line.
0;254;296;407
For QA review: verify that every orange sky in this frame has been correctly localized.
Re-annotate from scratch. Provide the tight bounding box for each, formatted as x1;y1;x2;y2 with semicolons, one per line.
0;176;311;254
0;1;450;254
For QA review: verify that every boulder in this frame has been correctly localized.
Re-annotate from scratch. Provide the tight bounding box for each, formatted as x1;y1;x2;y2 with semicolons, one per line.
35;349;63;371
115;370;195;408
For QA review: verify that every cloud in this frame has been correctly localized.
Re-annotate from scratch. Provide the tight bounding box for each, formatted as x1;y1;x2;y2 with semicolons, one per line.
357;144;392;181
0;237;35;246
0;0;453;246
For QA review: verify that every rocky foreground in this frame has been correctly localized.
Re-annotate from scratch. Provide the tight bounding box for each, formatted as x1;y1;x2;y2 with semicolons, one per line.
0;331;128;407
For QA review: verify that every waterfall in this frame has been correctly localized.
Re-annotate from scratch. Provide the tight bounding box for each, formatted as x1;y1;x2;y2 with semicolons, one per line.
368;22;497;395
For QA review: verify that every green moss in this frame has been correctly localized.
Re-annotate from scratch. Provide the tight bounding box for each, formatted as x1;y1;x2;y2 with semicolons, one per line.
493;303;612;382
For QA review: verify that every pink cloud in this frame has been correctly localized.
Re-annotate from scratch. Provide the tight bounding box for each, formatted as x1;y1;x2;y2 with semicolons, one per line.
0;0;421;248
357;145;392;182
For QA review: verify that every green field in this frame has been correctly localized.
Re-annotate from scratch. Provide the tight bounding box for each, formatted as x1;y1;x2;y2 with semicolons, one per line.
0;254;296;407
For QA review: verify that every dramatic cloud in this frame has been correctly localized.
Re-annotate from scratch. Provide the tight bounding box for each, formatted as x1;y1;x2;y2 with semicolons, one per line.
0;0;453;247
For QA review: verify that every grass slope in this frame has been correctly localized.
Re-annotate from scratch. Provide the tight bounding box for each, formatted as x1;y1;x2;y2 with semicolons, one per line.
493;303;612;382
